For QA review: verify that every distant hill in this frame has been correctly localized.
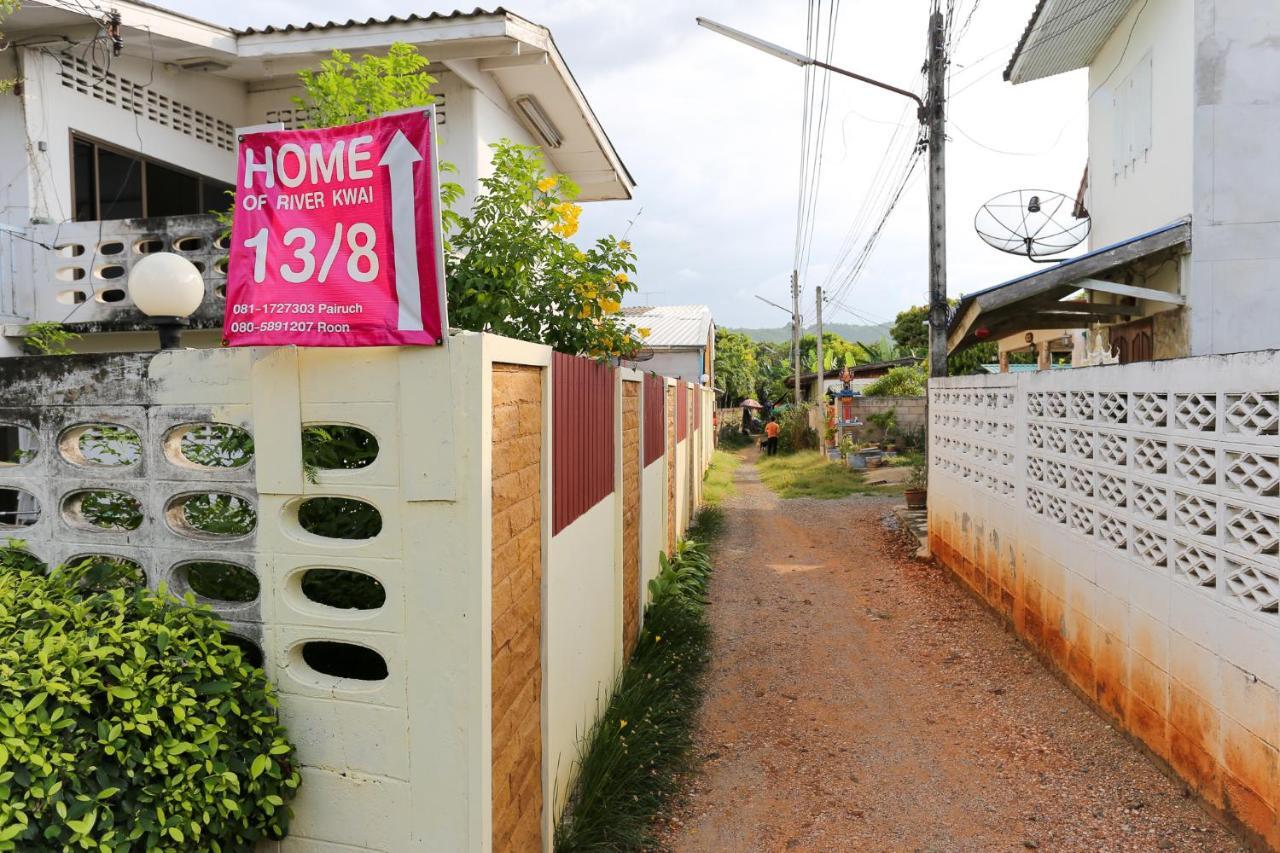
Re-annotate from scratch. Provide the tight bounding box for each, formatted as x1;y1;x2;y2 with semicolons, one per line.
728;321;892;345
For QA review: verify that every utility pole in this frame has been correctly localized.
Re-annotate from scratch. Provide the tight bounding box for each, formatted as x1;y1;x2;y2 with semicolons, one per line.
926;9;948;379
791;269;801;405
815;285;825;454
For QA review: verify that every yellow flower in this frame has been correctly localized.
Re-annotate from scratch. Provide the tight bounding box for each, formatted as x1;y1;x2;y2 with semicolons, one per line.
573;250;586;263
618;239;632;252
551;201;582;238
537;176;557;193
638;327;651;338
619;719;628;729
613;273;628;285
578;305;593;318
598;298;621;314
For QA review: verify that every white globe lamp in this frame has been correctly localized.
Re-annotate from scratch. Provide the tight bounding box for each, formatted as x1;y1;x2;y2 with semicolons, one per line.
127;252;205;349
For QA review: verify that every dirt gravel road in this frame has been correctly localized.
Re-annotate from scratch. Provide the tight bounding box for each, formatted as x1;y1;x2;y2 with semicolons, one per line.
660;450;1243;852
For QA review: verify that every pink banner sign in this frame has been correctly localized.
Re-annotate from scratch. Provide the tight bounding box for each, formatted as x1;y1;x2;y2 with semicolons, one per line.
224;109;446;347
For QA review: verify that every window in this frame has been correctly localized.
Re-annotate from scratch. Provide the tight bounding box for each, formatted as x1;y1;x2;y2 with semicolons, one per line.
1111;51;1153;180
71;135;234;222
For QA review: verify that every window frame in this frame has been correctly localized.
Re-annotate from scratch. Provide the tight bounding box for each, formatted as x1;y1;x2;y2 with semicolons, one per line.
69;131;233;222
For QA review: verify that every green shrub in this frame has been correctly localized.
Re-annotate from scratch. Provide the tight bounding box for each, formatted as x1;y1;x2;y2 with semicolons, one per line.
861;364;926;397
554;527;717;851
716;422;751;449
777;407;818;454
0;544;300;851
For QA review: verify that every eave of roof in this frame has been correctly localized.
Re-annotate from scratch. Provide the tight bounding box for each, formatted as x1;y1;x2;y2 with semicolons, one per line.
799;357;922;383
236;7;508;36
948;218;1191;352
1004;0;1137;84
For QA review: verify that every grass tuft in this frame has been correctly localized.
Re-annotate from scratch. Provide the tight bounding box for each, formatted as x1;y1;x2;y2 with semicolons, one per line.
554;514;719;851
757;451;901;500
702;449;741;507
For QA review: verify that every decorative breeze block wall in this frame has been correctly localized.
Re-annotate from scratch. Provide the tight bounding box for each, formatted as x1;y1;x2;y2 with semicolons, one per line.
929;353;1280;847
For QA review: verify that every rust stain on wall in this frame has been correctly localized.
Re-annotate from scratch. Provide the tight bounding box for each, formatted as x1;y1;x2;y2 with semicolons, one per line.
490;364;543;853
930;521;1279;848
622;382;640;657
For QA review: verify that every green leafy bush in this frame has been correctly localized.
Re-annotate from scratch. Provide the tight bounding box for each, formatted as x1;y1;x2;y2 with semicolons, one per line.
554;525;717;851
861;364;927;397
0;544;300;850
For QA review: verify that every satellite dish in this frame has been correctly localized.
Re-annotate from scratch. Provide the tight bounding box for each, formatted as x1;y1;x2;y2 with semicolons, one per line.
974;189;1090;263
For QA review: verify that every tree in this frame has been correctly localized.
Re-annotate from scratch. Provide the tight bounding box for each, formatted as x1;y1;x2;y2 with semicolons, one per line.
0;1;15;94
890;305;928;355
798;332;861;373
446;142;639;358
852;338;906;364
296;44;437;129
714;329;758;405
753;342;793;403
889;304;999;376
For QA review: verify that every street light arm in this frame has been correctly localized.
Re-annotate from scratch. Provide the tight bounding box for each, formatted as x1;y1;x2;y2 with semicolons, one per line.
810;59;925;115
747;292;788;312
696;16;925;116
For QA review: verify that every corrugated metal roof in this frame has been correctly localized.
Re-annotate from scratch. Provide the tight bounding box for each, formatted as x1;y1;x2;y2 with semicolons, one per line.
1005;0;1137;84
237;7;508;36
620;304;714;349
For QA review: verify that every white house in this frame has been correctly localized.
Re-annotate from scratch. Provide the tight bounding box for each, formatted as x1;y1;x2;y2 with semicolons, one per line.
0;1;633;354
948;0;1280;363
619;305;715;386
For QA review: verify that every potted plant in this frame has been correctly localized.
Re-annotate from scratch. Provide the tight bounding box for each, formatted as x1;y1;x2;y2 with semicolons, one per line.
904;459;927;509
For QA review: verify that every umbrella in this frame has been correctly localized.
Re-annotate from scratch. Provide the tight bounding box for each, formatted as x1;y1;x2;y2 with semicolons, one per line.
740;399;764;409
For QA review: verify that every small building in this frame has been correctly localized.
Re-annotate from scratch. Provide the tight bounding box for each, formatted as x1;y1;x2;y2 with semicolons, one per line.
620;305;715;386
948;0;1280;362
0;1;633;355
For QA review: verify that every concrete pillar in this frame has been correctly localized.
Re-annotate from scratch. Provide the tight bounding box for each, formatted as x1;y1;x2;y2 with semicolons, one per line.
998;350;1010;374
1037;341;1051;371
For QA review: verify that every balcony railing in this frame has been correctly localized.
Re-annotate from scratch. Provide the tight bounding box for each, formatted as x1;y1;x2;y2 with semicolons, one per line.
21;214;229;330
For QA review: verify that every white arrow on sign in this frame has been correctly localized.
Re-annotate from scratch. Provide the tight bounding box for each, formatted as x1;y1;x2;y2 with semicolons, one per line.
378;130;425;332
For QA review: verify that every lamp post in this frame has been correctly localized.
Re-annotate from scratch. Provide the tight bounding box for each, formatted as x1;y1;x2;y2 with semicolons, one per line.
695;15;949;379
127;252;205;350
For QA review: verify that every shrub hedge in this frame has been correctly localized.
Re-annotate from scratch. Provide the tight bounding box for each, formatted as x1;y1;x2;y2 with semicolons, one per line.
0;544;300;851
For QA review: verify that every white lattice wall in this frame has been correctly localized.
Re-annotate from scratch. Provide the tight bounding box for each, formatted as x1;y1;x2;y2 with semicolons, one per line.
929;355;1280;844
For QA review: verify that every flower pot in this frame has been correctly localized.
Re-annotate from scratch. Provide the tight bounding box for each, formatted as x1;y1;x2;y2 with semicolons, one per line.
904;487;927;509
848;453;867;470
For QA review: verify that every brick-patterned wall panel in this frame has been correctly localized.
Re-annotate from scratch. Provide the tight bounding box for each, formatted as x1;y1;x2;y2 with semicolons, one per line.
676;382;689;442
667;386;676;553
490;364;543;853
622;381;641;657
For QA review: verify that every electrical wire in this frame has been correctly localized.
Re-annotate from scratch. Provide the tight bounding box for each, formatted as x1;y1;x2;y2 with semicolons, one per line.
796;0;841;287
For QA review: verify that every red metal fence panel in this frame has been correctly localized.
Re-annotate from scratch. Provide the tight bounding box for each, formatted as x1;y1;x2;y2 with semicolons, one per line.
643;373;665;467
676;382;689;442
552;352;615;535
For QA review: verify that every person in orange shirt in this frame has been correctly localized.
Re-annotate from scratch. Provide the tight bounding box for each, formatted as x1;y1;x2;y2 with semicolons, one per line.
764;416;780;456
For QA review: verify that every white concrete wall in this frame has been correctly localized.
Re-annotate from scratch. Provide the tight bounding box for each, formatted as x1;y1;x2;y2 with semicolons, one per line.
544;495;620;822
640;458;665;601
19;48;250;222
929;357;1280;844
638;350;705;384
1187;0;1280;357
1086;0;1194;249
0;331;711;851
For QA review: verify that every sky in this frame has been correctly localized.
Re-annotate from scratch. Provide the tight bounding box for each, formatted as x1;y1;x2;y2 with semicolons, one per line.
165;0;1090;330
